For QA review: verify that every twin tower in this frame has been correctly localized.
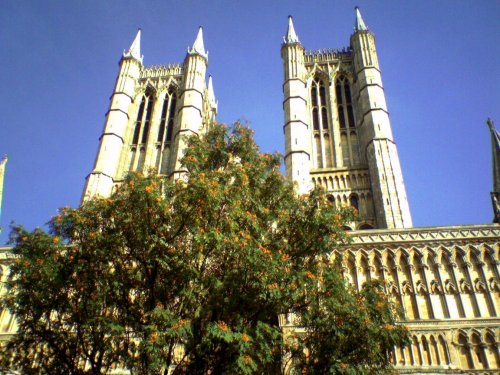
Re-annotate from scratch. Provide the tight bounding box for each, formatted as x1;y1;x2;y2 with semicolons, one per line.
84;8;412;230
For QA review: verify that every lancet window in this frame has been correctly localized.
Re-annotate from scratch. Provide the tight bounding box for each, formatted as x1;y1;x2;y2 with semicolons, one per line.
310;76;333;168
128;90;155;172
155;88;178;174
335;75;360;166
157;88;177;144
132;90;155;145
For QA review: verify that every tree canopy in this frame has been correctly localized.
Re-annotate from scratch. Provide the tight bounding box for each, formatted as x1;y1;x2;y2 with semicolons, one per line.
1;123;409;374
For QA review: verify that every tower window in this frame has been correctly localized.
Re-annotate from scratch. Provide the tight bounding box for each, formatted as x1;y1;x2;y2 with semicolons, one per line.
347;105;355;127
312;108;319;130
321;108;328;128
132;98;146;145
319;85;327;106
344;84;352;104
335;75;359;166
338;106;346;128
158;89;177;143
132;91;154;145
335;84;342;103
310;75;333;168
311;86;318;106
141;95;154;144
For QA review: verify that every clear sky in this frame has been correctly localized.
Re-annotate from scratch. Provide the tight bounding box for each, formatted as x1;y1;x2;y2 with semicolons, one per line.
0;1;499;244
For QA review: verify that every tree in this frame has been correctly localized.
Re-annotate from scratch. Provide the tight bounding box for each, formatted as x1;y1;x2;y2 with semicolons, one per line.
1;122;409;374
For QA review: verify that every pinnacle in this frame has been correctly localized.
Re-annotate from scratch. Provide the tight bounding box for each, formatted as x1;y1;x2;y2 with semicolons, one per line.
208;75;215;103
190;26;207;58
284;15;300;44
354;6;368;32
123;28;143;63
208;75;218;111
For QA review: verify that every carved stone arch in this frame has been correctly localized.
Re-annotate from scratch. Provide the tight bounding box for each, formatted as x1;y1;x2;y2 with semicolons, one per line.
438;246;453;265
485;329;496;340
484;330;500;368
470;328;483;343
453;245;468;264
372;251;384;281
454;329;470;344
438;334;451;365
468;244;482;260
483;243;499;261
167;76;180;90
384;249;397;269
371;249;383;264
357;249;370;264
334;70;354;84
410;247;425;268
308;66;330;85
346;250;357;262
358;251;371;282
423;247;438;265
397;248;411;265
357;222;374;230
346;251;358;286
144;81;157;94
482;244;500;277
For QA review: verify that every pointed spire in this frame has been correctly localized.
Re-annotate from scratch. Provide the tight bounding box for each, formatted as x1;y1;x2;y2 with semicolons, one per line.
123;28;143;63
207;75;218;113
188;26;208;58
0;155;8;224
208;75;215;104
487;118;500;223
354;6;368;32
284;15;300;44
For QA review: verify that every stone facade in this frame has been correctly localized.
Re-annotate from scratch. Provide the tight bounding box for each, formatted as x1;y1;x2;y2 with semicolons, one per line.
282;9;412;230
280;8;500;374
83;28;217;200
0;8;498;375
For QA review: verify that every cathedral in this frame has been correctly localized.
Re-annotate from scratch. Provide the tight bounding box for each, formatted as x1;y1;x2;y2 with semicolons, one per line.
1;7;499;374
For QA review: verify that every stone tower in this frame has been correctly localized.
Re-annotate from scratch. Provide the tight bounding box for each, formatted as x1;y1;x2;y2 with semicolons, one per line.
282;8;412;229
83;28;217;200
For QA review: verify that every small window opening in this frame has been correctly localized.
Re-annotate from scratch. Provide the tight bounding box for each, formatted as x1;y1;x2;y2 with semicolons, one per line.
349;194;359;210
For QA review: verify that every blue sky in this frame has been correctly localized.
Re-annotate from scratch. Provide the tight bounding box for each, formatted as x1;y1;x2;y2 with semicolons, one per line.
0;1;499;243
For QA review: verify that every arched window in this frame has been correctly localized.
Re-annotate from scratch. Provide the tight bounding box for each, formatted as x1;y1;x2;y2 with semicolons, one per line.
349;194;359;210
158;88;177;143
319;85;327;106
132;90;155;145
485;331;500;368
471;332;488;369
338;106;346;128
310;76;333;168
312;108;319;130
132;98;146;145
457;332;473;369
335;75;360;166
141;95;154;144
